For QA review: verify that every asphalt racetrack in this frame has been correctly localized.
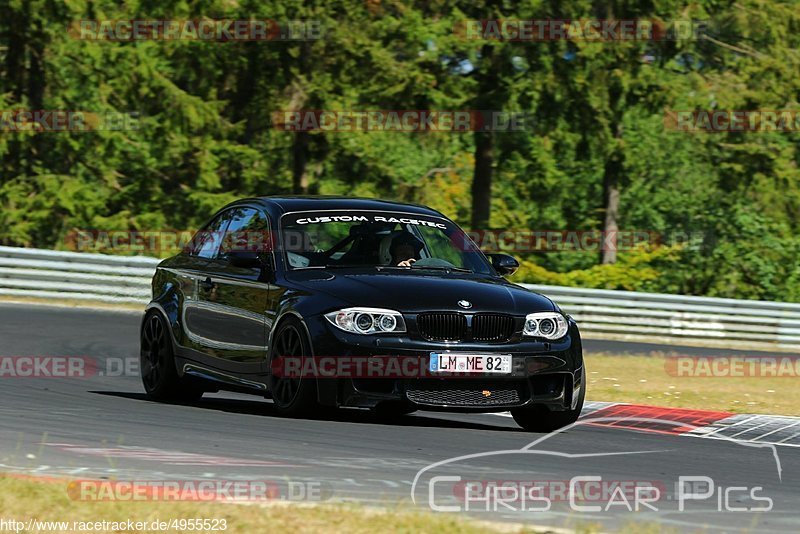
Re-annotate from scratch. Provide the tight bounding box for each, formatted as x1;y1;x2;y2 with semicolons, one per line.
1;303;797;532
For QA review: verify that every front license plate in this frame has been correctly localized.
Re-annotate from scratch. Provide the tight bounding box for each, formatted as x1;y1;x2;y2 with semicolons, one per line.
429;353;512;374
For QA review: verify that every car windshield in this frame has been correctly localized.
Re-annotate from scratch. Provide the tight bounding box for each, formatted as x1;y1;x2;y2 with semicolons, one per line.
280;210;493;275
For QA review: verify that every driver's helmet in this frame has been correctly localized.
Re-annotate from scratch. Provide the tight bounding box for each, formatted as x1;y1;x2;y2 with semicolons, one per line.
389;231;424;257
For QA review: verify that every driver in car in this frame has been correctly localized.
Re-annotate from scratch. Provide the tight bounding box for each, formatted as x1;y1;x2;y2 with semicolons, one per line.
390;232;424;267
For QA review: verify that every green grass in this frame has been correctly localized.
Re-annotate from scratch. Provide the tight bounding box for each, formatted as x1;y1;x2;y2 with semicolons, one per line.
588;352;800;416
0;475;686;533
0;475;540;534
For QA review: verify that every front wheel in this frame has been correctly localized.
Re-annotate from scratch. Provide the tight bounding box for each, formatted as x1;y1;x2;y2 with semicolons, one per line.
511;368;585;432
140;312;203;402
267;317;318;417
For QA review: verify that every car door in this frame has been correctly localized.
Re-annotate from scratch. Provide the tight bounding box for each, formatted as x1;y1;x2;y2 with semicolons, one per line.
180;208;234;362
195;206;273;373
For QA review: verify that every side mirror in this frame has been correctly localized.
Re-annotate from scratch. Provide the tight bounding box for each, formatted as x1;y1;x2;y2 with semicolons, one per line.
225;250;263;268
486;253;519;276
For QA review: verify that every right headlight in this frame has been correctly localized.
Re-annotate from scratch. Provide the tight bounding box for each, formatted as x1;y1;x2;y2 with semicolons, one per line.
523;312;568;340
324;307;406;335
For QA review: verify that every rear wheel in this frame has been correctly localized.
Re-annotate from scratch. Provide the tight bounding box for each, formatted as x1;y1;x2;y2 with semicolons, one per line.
511;368;585;432
268;318;318;416
140;312;203;402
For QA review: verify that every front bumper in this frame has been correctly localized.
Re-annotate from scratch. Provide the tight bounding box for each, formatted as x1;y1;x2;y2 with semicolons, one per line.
301;313;584;412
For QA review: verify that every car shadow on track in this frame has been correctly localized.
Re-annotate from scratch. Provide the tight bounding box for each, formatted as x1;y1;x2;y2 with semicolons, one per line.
89;390;522;432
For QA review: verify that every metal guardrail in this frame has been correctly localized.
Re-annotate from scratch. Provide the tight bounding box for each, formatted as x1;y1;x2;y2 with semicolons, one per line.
0;246;158;305
526;284;800;351
1;246;799;351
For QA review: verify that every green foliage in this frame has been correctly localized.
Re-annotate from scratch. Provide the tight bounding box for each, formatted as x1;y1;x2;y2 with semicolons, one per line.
1;0;799;301
512;245;683;292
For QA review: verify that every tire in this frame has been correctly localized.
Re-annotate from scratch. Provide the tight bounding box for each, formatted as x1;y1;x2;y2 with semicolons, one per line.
140;311;203;402
267;317;318;417
511;367;586;432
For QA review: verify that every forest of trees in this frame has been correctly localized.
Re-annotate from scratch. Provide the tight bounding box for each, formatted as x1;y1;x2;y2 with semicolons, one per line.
1;0;799;301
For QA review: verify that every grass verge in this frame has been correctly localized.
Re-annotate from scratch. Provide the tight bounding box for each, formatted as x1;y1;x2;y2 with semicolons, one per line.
0;475;562;534
0;475;683;533
588;352;800;416
0;296;143;312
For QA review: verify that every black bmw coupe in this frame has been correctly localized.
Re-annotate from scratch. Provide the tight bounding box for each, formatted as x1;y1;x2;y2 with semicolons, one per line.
140;196;585;431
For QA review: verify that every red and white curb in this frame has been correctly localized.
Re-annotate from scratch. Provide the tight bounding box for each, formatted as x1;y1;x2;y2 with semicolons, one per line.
494;402;800;448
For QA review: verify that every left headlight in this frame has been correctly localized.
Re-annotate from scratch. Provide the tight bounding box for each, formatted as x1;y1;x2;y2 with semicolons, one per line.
324;307;407;335
523;311;568;340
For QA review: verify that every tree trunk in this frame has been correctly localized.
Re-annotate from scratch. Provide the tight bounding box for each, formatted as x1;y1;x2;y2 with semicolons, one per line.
3;2;35;175
292;130;309;194
28;17;46;164
471;131;493;229
4;2;26;100
600;125;623;264
470;42;499;230
285;39;312;195
600;166;620;264
233;42;259;144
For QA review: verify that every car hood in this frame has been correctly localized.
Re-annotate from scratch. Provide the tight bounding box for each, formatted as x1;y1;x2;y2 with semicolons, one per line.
286;270;556;315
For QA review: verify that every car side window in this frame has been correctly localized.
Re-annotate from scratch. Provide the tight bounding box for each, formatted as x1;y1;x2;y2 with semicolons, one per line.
414;225;468;268
191;210;233;259
218;207;271;258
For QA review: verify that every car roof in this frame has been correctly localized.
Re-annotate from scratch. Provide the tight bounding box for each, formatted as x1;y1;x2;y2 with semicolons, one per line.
236;195;446;218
